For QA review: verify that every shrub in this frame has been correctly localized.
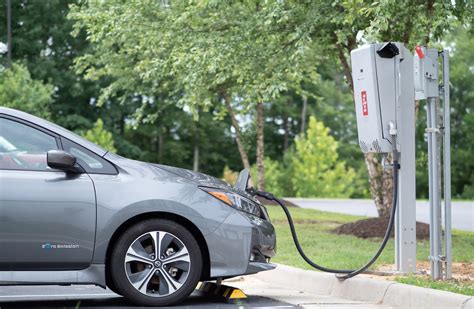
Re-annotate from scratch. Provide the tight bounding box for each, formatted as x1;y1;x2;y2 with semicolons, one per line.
0;63;52;118
82;119;117;152
291;116;355;198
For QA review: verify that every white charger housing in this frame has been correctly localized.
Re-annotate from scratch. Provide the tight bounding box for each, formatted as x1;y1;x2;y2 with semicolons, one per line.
350;42;413;153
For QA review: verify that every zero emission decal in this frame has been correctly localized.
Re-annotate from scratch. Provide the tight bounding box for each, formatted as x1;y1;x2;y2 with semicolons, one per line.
361;90;368;116
41;243;80;249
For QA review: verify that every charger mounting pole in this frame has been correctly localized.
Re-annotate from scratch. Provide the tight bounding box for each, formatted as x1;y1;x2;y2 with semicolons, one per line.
414;47;451;280
394;47;417;274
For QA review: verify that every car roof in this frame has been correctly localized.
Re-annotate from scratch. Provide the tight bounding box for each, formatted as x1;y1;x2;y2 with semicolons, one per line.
0;107;108;157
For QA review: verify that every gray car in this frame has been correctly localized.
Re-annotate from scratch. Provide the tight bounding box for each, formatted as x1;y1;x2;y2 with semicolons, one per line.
0;107;276;306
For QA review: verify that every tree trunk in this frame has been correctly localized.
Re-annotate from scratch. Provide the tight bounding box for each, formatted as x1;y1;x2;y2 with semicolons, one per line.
193;143;199;172
337;44;354;92
6;0;12;68
300;95;308;134
337;40;391;217
283;113;289;152
256;100;265;191
221;90;251;170
120;113;125;136
193;110;200;172
364;153;393;217
158;126;164;163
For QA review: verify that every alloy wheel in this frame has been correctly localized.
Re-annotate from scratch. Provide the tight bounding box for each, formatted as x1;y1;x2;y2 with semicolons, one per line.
124;231;191;297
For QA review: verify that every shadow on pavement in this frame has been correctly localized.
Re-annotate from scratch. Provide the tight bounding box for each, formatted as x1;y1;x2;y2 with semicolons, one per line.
0;294;295;309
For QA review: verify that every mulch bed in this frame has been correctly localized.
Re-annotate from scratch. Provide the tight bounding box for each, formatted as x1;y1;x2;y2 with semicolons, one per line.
332;216;430;239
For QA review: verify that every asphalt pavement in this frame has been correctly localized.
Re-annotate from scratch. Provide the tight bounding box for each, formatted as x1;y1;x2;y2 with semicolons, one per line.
0;285;292;309
286;198;474;231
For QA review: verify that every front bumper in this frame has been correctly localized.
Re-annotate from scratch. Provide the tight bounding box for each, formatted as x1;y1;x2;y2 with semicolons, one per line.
248;211;276;259
205;209;276;279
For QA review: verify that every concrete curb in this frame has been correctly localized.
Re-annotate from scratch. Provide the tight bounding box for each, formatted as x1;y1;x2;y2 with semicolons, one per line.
252;264;472;308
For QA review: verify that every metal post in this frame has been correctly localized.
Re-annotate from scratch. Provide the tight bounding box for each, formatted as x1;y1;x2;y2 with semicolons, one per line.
426;100;434;278
395;197;401;270
427;97;443;280
418;48;449;280
395;47;417;273
442;50;452;279
6;0;11;68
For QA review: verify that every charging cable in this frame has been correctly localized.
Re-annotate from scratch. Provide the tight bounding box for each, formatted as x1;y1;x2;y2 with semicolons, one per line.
250;140;399;280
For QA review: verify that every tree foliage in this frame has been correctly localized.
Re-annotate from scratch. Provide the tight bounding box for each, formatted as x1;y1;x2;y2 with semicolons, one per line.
448;25;474;198
70;1;319;112
291;117;355;198
0;63;53;119
69;0;324;189
82;119;117;153
0;0;99;128
251;156;293;198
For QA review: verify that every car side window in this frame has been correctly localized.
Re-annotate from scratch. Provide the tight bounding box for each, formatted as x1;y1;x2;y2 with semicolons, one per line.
61;138;117;175
0;117;58;171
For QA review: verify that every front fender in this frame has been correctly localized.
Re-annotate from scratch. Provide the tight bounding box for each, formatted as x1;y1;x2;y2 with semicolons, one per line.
89;173;233;264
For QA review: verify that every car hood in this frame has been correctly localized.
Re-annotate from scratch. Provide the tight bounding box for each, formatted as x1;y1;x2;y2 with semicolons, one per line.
153;164;229;187
152;164;259;203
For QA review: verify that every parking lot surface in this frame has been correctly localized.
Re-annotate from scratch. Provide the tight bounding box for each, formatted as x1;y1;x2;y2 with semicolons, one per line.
0;275;384;308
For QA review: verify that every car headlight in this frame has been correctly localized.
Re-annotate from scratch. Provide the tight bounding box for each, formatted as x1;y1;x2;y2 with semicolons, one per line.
200;187;261;217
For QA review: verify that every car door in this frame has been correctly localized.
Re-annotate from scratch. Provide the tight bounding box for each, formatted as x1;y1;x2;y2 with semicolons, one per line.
0;116;96;270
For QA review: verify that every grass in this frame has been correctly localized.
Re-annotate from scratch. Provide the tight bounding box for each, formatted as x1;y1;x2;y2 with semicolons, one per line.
266;206;474;295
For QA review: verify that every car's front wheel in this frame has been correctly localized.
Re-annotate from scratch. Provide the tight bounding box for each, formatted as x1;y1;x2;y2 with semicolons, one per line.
110;219;202;306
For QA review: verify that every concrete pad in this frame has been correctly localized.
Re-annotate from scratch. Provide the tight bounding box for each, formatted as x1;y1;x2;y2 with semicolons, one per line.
253;264;472;308
331;276;395;303
383;282;471;308
462;298;474;309
234;285;358;304
302;305;389;309
253;263;335;295
229;275;384;308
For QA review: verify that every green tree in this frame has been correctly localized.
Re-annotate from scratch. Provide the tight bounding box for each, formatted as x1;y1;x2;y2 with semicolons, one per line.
292;116;355;198
0;63;52;118
251;157;294;198
445;25;474;198
82;119;117;153
69;0;320;190
0;0;99;129
0;0;247;178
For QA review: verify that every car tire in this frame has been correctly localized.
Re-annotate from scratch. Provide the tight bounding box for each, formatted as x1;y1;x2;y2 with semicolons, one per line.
110;219;202;306
106;280;120;295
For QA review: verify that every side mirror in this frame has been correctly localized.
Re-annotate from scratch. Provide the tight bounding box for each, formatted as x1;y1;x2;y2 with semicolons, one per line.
47;150;81;173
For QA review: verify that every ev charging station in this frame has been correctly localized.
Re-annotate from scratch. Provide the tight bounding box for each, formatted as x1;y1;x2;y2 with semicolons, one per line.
256;41;451;281
350;42;452;280
351;42;417;274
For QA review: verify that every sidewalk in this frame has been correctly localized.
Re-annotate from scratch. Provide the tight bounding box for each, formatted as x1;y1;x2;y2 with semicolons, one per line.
241;264;473;308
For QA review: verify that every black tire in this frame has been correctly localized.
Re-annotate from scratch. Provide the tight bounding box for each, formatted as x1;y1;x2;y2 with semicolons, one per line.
106;280;120;295
110;219;202;306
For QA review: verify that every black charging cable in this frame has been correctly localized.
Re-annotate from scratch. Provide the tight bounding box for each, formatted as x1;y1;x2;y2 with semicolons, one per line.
250;147;399;280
